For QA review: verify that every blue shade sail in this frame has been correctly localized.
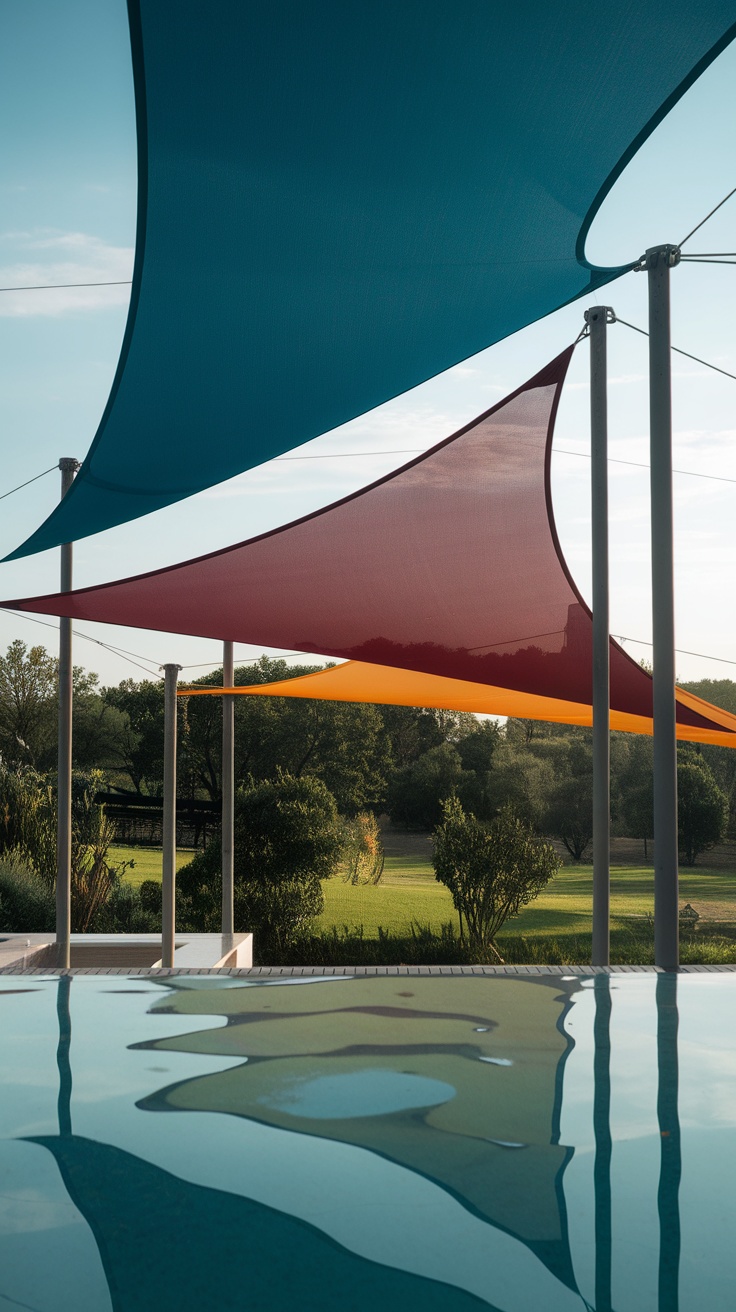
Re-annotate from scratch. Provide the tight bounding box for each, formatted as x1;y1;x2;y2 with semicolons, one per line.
8;0;736;559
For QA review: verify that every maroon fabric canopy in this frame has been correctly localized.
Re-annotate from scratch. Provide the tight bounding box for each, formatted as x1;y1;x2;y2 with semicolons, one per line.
2;349;718;733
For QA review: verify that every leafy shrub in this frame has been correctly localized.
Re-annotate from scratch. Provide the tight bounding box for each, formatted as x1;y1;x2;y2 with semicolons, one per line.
0;852;55;932
433;798;560;958
0;765;56;877
341;812;384;885
139;879;163;916
89;879;161;934
0;764;130;931
178;773;342;955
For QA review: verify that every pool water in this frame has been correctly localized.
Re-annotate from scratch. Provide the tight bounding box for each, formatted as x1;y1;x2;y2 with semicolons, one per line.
0;973;734;1311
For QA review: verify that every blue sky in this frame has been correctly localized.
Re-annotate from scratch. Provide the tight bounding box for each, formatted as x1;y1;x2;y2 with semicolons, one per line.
1;0;735;689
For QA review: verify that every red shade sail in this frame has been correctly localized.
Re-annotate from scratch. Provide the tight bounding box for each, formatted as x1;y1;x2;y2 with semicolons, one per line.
4;347;732;741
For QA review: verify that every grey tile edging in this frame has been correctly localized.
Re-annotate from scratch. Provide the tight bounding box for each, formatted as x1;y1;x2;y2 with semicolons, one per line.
2;964;736;977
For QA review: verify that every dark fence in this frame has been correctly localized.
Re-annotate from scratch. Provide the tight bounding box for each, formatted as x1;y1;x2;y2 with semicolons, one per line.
95;792;218;849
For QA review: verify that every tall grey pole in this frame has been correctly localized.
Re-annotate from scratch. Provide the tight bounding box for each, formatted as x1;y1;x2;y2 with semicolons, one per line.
586;308;612;968
56;457;79;969
161;663;181;968
646;245;680;971
222;640;235;937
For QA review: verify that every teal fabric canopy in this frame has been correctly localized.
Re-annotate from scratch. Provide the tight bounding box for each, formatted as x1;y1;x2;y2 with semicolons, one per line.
8;0;736;559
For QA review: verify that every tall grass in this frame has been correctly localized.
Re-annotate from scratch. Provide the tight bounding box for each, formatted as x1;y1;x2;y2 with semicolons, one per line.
267;919;736;968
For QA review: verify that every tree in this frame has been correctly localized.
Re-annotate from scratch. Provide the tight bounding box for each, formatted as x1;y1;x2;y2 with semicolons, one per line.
677;758;728;865
680;680;736;838
455;720;500;774
102;679;166;793
479;737;555;828
387;742;466;829
178;773;342;956
543;740;593;859
618;737;654;857
433;797;560;958
177;658;391;813
0;640;57;768
72;670;132;773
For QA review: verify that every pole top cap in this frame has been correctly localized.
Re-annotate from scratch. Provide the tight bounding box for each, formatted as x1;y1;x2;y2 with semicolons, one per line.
584;306;616;325
636;244;681;271
58;458;81;472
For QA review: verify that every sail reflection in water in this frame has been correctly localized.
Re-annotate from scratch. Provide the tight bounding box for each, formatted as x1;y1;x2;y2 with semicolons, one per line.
0;973;734;1311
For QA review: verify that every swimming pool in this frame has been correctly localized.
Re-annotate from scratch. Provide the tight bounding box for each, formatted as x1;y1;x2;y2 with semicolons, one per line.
0;972;733;1310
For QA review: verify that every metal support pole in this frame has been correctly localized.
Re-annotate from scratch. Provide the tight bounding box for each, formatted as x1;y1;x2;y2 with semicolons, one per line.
222;640;235;937
586;308;613;967
56;457;79;969
161;663;181;968
646;245;680;971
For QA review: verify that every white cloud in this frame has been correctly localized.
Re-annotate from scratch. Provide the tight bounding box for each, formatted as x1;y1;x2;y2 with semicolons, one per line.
446;364;477;378
0;228;133;317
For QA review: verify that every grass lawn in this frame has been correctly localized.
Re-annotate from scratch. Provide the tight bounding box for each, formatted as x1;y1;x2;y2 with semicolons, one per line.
115;842;736;937
324;861;736;937
111;845;192;889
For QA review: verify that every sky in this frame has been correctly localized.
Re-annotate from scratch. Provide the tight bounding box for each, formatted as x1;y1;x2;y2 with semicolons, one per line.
0;0;735;693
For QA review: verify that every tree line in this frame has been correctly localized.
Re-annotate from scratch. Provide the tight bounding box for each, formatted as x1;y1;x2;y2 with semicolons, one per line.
1;639;733;865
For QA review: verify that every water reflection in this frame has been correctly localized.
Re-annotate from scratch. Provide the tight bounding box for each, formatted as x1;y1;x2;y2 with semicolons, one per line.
657;974;681;1312
593;976;612;1312
136;976;579;1290
55;974;73;1139
0;973;702;1311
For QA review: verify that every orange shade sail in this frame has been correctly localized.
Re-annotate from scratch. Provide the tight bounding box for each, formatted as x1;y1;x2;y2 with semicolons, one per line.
180;659;736;748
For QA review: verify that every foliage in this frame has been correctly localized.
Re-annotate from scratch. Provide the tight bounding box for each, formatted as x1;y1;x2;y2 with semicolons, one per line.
618;737;654;855
677;757;728;865
178;773;342;954
0;641;133;776
0;852;55;932
89;880;161;934
374;705;451;769
341;812;385;885
71;673;132;773
272;919;736;967
680;681;736;838
388;742;466;828
0;640;57;769
543;740;593;859
0;762;131;931
68;773;135;931
0;763;56;876
615;747;729;865
101;678;165;794
477;737;555;827
455;720;500;772
433;797;560;956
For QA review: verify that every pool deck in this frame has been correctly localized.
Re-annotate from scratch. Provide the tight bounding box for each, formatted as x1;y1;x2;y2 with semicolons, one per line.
0;931;252;973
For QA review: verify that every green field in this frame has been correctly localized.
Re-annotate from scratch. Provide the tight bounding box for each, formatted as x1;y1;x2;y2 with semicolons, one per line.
111;845;191;888
115;843;736;937
322;862;736;936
